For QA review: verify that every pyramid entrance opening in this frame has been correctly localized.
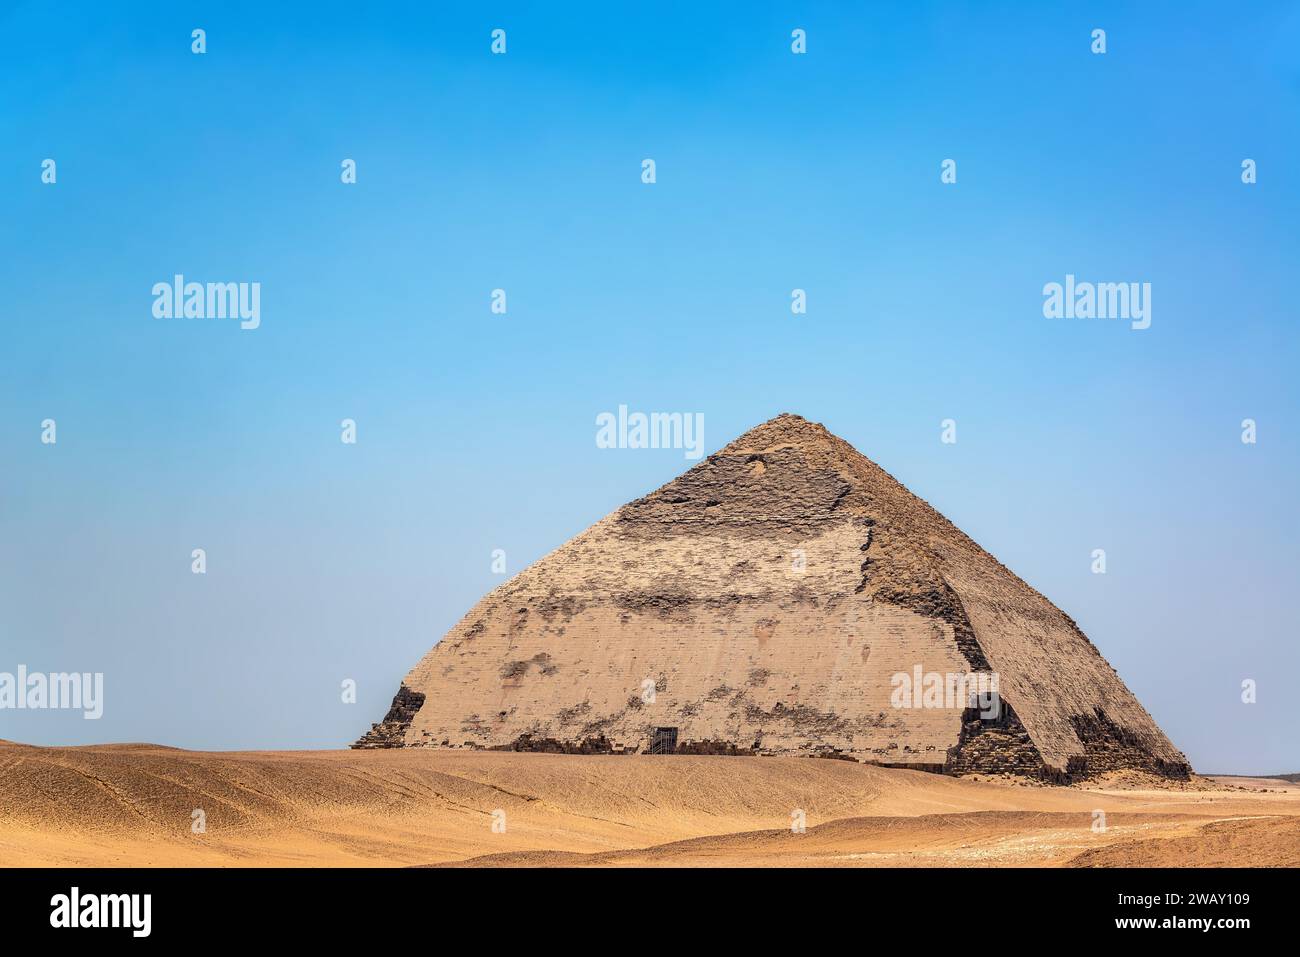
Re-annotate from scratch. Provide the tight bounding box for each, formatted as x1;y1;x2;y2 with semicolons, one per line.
648;727;678;754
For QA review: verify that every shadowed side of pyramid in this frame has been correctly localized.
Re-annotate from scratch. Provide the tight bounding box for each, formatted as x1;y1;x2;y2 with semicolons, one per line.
356;414;1190;782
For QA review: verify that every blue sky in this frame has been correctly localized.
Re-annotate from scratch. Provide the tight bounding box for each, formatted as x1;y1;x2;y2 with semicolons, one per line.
1;2;1297;774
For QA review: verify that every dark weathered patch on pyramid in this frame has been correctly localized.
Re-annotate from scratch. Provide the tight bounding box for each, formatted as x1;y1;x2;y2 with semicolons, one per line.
353;685;424;749
615;447;854;538
357;414;1190;782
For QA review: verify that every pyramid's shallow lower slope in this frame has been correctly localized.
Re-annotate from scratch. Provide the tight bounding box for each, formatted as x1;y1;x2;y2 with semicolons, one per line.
358;414;1190;781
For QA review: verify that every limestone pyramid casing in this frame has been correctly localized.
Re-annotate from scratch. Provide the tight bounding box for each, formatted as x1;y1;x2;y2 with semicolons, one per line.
356;414;1190;780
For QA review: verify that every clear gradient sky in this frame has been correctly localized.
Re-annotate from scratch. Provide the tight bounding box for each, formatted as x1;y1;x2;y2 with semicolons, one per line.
1;2;1297;774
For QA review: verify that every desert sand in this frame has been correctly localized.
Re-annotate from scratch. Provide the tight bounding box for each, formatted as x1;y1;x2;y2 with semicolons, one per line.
2;740;1297;867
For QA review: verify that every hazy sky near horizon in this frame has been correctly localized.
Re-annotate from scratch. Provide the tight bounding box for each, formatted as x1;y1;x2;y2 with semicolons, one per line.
1;2;1297;774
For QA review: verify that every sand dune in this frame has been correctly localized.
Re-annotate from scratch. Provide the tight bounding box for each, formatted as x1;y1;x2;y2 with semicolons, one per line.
444;808;1300;868
1;741;1296;867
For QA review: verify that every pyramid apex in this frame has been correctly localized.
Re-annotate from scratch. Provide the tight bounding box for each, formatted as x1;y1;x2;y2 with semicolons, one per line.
724;411;840;451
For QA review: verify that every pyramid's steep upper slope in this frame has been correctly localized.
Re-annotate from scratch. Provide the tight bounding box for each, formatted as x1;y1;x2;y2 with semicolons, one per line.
358;414;1189;780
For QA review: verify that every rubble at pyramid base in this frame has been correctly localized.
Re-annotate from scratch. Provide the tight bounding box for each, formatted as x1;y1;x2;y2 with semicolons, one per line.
354;683;1191;784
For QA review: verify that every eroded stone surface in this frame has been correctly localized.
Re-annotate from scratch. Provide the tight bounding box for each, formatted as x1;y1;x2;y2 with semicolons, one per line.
356;414;1190;781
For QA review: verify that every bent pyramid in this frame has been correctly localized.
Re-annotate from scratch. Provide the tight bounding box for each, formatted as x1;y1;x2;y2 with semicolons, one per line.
357;414;1190;781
